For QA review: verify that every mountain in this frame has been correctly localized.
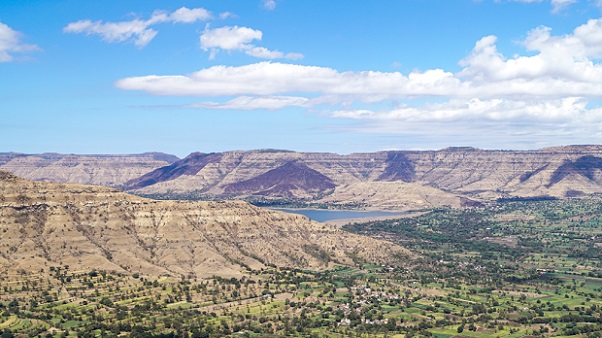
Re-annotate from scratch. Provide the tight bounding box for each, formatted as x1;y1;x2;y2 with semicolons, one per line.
222;161;336;199
0;152;179;187
0;171;409;277
121;146;602;209
5;145;602;210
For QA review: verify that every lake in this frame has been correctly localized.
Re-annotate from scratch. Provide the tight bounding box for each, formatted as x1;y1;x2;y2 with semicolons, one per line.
273;208;406;222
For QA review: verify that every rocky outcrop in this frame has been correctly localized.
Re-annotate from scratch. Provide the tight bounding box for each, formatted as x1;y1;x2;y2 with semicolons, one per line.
0;171;409;277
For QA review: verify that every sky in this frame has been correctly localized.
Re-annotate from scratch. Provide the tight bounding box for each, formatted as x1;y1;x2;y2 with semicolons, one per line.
3;0;602;157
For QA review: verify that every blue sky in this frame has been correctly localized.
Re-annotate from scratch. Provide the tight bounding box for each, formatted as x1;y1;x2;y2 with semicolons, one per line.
2;0;602;157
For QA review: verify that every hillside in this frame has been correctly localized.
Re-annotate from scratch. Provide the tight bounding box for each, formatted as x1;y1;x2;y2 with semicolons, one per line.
0;171;409;278
4;145;602;210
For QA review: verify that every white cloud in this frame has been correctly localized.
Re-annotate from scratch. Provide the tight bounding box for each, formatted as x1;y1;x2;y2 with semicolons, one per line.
507;0;577;12
331;97;595;123
246;47;304;60
167;7;212;23
64;7;212;47
64;19;157;47
115;16;602;145
246;47;283;59
200;25;262;50
124;63;451;100
263;0;277;10
119;18;602;98
190;96;310;110
200;25;303;60
117;16;602;138
550;0;577;12
219;12;237;20
0;22;39;62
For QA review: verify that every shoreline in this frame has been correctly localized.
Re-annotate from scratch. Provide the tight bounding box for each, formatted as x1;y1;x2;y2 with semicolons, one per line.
266;207;423;228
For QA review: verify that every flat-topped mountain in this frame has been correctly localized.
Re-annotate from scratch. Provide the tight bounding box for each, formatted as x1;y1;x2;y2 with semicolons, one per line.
0;171;408;277
4;145;602;210
0;152;179;187
121;145;602;209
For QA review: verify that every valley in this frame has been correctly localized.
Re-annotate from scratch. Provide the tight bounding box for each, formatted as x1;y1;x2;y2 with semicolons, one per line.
6;0;602;337
1;195;601;337
2;146;602;336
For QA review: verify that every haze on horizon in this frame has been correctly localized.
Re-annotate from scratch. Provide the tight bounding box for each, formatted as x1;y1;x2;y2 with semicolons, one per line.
3;0;602;157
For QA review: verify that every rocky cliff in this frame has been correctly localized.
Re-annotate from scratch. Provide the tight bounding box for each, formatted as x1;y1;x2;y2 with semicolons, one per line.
0;171;409;277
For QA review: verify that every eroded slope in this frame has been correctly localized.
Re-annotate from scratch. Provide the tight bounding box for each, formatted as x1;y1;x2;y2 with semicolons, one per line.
0;171;410;278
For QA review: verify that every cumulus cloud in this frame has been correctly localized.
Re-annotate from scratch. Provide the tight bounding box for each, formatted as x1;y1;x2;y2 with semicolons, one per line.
200;25;303;60
117;17;602;135
63;7;212;47
0;22;40;62
120;18;602;98
116;62;411;97
219;12;237;20
200;26;262;51
165;7;212;23
550;0;577;12
263;0;277;10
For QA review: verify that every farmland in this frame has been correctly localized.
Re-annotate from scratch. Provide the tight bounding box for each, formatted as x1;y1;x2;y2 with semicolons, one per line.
1;196;602;337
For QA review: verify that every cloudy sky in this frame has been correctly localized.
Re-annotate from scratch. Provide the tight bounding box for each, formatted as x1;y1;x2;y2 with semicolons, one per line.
3;0;602;156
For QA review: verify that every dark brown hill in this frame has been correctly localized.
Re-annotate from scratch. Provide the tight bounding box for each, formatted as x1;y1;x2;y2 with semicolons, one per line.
223;161;335;199
124;152;223;189
377;152;415;182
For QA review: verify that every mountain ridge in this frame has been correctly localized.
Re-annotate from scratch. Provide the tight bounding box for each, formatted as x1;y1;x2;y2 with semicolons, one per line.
4;145;602;210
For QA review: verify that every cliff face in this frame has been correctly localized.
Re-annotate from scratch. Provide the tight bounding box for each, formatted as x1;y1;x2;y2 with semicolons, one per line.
0;171;409;277
4;146;602;210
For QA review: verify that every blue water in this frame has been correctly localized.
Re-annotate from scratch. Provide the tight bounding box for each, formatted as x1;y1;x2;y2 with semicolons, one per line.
274;209;405;222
